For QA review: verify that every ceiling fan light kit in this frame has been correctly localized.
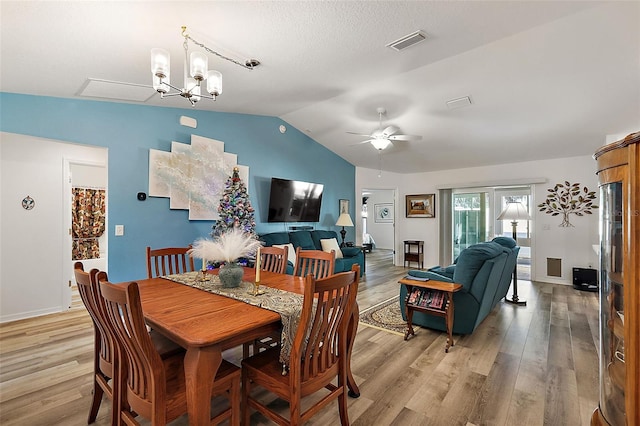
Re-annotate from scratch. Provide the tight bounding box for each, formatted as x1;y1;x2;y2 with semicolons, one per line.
370;138;392;150
151;26;260;107
348;107;422;151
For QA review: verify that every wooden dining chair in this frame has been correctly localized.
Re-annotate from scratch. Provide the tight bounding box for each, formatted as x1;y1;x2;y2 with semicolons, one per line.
260;245;289;274
74;262;116;424
241;264;360;426
243;245;290;358
146;246;195;278
293;247;335;280
99;279;241;426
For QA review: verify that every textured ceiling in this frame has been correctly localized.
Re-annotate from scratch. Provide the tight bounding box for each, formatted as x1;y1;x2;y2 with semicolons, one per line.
1;1;638;173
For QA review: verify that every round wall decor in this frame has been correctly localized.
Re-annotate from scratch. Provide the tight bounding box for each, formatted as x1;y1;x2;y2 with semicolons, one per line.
22;196;35;210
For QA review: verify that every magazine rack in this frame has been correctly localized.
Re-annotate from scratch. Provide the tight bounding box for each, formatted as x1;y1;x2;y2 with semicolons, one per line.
398;278;462;352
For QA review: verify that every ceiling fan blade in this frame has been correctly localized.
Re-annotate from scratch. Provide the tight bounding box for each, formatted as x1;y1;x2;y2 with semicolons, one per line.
346;131;373;137
348;139;375;146
388;134;422;141
380;125;399;138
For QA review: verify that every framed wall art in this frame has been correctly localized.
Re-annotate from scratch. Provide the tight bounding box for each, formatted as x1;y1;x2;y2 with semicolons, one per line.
406;194;435;218
374;203;394;223
339;199;349;215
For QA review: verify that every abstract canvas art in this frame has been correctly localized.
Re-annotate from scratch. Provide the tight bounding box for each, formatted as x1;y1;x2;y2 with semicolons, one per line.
148;134;250;221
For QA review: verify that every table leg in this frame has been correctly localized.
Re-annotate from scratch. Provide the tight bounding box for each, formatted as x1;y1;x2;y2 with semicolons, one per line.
444;293;455;353
184;346;222;426
346;303;360;398
405;305;416;341
404;285;416;341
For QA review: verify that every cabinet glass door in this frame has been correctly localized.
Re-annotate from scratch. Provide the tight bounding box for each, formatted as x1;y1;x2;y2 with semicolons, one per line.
599;181;625;425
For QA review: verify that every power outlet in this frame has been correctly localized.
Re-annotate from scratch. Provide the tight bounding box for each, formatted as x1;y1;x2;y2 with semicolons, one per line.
115;225;124;236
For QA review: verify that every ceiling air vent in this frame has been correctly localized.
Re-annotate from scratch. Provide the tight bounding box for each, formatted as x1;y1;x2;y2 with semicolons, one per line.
446;96;473;110
386;30;427;52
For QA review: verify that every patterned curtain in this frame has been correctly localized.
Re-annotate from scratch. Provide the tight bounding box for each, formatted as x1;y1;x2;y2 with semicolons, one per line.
72;188;106;260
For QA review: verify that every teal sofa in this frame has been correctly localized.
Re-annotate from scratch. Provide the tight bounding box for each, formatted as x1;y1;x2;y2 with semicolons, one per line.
399;237;519;334
259;230;365;276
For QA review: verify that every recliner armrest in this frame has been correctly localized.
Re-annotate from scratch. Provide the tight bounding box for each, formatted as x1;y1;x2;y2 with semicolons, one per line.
341;247;362;257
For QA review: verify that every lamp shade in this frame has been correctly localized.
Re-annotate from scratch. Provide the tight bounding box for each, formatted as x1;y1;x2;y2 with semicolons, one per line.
186;78;201;102
497;202;531;221
336;213;354;227
206;70;222;96
189;51;208;80
150;48;170;78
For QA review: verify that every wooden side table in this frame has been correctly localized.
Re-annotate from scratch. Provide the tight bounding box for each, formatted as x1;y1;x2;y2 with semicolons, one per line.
398;278;462;352
403;240;424;268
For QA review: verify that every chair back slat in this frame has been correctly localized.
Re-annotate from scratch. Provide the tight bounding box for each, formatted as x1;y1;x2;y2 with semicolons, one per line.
293;248;335;280
146;246;195;278
293;265;359;382
99;279;167;423
73;263;115;378
260;245;288;274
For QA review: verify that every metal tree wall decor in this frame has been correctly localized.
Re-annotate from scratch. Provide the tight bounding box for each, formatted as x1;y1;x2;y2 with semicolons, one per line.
538;181;598;227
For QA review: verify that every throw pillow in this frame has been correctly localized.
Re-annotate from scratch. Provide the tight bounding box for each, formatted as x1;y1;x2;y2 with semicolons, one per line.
320;238;343;259
273;243;296;265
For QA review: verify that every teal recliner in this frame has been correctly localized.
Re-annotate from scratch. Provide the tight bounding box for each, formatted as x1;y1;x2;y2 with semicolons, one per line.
399;237;519;335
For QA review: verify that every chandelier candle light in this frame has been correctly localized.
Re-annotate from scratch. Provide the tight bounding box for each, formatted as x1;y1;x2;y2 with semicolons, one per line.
151;26;260;107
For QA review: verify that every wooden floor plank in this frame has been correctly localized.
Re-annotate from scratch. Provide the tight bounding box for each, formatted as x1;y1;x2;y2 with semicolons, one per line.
0;249;600;425
468;351;520;425
544;365;582;425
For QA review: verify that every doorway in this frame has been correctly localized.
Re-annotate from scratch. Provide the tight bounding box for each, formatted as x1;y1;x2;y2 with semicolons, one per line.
63;158;108;310
361;188;396;265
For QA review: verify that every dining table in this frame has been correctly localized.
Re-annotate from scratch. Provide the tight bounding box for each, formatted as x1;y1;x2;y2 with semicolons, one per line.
129;267;360;426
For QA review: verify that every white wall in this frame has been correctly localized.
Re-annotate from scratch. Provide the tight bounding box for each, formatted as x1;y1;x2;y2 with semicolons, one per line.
0;132;107;322
357;154;600;285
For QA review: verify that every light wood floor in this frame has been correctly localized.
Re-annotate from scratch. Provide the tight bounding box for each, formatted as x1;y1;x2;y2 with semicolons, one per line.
0;249;600;425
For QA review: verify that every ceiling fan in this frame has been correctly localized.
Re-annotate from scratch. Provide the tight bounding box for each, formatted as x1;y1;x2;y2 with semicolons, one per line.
347;107;422;151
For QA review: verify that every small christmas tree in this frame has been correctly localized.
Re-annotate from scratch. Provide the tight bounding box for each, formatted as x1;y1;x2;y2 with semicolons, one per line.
212;167;257;238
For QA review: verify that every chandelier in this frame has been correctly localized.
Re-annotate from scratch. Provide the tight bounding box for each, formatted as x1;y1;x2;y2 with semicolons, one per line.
151;26;260;106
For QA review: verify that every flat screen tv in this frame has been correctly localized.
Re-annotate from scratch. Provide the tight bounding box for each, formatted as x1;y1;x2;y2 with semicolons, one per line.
267;177;324;222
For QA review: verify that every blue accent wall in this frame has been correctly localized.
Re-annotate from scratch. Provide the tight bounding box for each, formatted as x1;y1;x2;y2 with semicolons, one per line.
0;93;355;281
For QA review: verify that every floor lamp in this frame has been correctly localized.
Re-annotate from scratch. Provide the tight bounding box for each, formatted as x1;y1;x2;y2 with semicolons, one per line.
336;213;354;247
497;201;530;306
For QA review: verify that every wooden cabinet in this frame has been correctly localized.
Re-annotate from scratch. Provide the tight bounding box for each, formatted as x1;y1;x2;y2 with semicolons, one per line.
591;132;639;426
403;240;424;268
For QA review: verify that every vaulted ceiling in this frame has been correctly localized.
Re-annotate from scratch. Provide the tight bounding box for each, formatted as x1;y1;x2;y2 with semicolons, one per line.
1;1;638;173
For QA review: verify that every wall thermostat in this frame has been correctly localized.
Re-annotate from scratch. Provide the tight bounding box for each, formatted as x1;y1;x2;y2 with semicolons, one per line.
137;192;147;201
